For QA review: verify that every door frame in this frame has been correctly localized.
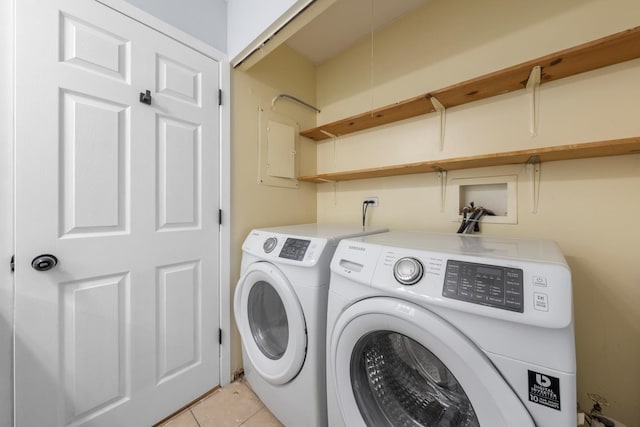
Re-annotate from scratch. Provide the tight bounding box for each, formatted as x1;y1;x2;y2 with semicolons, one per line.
2;2;231;425
0;0;15;426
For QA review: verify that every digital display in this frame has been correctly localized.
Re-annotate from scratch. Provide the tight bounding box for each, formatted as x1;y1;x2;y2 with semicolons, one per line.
477;266;503;277
279;238;310;261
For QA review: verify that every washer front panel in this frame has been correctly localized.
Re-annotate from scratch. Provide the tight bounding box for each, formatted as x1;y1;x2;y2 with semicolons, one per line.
330;297;535;427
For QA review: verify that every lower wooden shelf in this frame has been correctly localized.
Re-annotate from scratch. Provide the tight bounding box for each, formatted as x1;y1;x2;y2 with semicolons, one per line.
298;137;640;183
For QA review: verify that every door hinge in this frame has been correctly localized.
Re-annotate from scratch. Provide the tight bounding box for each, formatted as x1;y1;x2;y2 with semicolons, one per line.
218;89;222;106
218;209;222;225
218;328;222;345
10;255;14;273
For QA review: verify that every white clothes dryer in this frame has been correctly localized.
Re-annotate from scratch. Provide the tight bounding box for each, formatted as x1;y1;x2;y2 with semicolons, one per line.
327;231;576;427
234;224;387;427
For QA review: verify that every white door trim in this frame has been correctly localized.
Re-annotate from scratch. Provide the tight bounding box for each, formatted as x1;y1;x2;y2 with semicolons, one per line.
0;0;15;426
92;0;232;387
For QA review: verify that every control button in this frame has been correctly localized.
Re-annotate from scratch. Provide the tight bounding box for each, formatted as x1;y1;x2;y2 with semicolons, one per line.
473;294;487;302
488;296;504;304
459;290;472;299
393;257;424;285
533;276;548;287
534;292;549;312
263;237;277;253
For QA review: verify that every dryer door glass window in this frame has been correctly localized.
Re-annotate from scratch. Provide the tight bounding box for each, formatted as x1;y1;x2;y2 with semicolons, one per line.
350;331;479;427
248;281;289;360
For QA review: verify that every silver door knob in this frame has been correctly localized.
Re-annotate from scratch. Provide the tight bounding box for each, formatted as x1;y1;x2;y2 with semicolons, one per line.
31;254;58;271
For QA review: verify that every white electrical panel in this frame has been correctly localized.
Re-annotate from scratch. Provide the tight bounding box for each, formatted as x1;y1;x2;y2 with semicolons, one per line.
258;108;299;188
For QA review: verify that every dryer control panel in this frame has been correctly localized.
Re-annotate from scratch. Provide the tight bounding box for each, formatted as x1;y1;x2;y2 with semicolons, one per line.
279;238;311;261
443;260;524;312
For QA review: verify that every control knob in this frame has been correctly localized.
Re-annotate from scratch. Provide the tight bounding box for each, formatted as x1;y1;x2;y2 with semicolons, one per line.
393;257;423;285
263;237;277;253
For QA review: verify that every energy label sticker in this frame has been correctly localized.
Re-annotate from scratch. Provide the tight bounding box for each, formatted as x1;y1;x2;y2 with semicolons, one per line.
528;370;561;411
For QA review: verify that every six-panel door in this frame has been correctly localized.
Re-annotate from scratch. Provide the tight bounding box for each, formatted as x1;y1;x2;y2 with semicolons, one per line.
15;0;221;425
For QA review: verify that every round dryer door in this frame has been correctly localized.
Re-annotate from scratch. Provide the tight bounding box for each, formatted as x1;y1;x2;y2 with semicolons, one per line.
329;297;535;427
234;262;307;385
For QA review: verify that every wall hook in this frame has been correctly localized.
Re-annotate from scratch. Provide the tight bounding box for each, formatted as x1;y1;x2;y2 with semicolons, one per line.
139;90;152;105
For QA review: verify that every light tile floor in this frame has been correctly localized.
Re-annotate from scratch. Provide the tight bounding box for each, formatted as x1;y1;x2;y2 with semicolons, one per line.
160;380;283;427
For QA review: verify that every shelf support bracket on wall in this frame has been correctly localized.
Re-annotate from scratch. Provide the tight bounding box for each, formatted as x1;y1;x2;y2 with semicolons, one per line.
320;130;338;139
435;168;448;212
319;130;339;172
430;96;446;151
526;156;541;214
526;66;541;137
314;179;338;205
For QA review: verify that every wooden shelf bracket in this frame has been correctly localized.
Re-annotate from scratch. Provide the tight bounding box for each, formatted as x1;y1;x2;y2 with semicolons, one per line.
430;96;447;151
526;66;541;137
526;155;542;214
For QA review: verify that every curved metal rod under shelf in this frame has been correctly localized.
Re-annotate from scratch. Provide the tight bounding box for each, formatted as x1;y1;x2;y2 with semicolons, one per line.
271;94;321;113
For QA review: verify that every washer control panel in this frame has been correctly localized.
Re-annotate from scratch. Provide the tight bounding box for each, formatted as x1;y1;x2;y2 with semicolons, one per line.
279;238;311;261
443;260;524;313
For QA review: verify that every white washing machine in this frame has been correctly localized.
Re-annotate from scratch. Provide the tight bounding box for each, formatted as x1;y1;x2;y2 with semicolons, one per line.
327;231;576;427
234;224;387;426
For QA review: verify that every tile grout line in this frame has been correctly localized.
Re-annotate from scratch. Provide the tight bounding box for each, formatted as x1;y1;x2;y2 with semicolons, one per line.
238;405;265;427
188;408;202;427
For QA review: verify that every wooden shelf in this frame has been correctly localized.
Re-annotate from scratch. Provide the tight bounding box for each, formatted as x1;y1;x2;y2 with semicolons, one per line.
298;137;640;183
301;27;640;142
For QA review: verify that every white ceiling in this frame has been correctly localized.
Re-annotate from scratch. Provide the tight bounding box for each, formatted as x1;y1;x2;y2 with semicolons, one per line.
286;0;430;64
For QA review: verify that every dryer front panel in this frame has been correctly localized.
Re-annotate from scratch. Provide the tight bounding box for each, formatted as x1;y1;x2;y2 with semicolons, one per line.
234;262;307;385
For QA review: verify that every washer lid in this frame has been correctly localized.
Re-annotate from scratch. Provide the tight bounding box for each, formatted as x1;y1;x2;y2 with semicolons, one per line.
234;262;306;385
329;297;535;427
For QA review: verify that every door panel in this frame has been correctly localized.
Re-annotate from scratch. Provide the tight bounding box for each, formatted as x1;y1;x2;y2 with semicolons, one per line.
156;261;201;382
61;273;130;422
15;0;220;425
156;55;201;105
60;12;130;82
61;90;129;235
157;116;201;230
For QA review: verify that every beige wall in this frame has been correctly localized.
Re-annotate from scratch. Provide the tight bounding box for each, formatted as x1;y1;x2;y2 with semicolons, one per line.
230;44;318;375
315;0;640;424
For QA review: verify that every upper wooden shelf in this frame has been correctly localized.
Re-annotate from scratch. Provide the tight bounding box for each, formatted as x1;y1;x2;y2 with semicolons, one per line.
298;137;640;183
300;26;640;142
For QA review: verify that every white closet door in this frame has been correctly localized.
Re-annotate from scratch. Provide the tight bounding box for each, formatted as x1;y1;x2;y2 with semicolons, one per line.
14;0;221;425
